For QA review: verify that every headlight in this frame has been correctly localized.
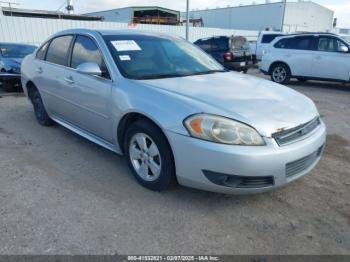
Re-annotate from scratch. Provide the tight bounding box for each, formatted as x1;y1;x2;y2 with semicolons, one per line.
184;114;265;146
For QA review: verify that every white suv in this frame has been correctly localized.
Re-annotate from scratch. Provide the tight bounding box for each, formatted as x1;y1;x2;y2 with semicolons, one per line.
260;33;350;84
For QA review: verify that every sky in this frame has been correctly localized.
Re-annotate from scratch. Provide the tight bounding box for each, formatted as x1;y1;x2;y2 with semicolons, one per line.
5;0;350;28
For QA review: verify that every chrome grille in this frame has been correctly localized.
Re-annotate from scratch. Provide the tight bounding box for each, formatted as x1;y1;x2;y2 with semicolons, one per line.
273;117;321;146
286;146;324;178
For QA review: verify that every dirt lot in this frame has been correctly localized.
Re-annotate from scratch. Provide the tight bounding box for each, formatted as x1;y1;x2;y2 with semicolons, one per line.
0;70;349;255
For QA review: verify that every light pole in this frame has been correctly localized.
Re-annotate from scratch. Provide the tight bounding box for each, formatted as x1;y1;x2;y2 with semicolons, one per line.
280;0;287;32
186;0;190;40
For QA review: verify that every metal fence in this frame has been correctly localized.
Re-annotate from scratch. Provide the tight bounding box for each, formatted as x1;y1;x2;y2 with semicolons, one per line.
0;13;259;45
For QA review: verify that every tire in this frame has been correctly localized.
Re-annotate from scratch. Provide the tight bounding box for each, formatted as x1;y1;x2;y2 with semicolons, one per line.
242;68;248;74
1;81;15;92
31;89;54;126
124;119;176;191
297;78;308;82
270;63;291;84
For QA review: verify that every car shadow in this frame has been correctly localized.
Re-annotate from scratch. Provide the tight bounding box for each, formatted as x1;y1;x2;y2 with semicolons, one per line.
287;80;350;92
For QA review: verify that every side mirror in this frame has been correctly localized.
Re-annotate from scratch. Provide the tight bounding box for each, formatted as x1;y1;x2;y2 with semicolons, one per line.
76;62;102;77
339;45;349;53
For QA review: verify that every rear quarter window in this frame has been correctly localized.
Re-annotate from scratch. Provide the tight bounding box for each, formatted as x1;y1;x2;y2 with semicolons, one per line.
262;34;283;44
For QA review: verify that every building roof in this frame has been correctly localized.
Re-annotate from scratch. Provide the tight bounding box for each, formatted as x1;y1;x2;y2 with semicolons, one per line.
1;7;103;21
86;6;180;16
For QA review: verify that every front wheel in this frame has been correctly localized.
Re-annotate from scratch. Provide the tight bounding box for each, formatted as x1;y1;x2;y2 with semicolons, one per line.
124;119;176;191
270;63;291;84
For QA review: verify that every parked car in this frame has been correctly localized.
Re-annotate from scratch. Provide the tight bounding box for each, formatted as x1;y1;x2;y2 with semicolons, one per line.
21;29;326;194
260;33;350;84
0;42;37;92
340;34;350;44
256;31;285;61
194;36;254;73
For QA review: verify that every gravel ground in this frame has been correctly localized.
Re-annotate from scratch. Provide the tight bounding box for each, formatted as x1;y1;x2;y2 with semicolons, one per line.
0;70;349;255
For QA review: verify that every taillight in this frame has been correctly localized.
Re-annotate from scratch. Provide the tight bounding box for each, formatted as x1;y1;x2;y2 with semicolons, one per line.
224;52;233;61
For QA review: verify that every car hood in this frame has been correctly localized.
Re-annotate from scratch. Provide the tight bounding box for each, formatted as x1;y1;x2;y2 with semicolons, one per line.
2;58;22;67
138;72;319;137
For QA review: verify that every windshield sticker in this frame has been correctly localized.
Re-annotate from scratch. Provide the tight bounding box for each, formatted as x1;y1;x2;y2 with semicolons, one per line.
111;40;141;52
119;55;131;61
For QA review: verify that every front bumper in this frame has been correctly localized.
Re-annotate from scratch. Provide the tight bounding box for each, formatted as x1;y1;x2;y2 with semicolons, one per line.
166;121;326;194
0;72;21;81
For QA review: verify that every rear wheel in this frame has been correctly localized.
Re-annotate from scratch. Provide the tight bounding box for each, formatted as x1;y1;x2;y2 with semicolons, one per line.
124;119;176;191
31;89;54;126
270;63;291;84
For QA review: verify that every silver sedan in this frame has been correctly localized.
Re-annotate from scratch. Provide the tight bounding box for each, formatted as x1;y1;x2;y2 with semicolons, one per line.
21;29;326;194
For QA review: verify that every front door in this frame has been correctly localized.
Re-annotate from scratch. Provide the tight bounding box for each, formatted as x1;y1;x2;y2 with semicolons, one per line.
61;35;113;142
311;36;350;81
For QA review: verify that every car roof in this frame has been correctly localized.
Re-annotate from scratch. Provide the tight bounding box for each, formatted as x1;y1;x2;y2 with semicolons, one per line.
0;42;36;47
54;28;178;39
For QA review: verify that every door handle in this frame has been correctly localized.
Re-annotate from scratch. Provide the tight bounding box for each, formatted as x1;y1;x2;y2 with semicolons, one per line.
36;67;43;74
64;76;75;84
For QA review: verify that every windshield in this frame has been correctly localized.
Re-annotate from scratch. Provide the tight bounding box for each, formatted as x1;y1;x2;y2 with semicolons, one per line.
341;36;350;44
0;44;36;58
104;34;225;80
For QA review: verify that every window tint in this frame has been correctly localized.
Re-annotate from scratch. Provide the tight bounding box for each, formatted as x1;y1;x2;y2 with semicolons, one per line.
104;34;223;80
261;34;283;44
275;36;314;50
211;37;228;51
71;35;109;78
317;37;348;52
274;38;292;49
195;39;211;51
46;35;73;66
290;36;314;50
36;42;49;60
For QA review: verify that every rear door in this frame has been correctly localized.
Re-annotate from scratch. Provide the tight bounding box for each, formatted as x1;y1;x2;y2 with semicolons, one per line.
311;36;350;81
273;36;315;77
35;35;74;116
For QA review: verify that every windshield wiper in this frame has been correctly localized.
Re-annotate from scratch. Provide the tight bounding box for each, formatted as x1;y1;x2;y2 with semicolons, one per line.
134;69;228;80
189;69;229;76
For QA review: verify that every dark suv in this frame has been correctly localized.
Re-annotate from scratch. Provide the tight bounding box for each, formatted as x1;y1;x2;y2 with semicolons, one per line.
194;36;254;73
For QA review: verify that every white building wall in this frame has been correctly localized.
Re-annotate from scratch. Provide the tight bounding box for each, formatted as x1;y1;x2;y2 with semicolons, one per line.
0;12;258;45
183;1;334;33
284;2;334;32
185;3;283;31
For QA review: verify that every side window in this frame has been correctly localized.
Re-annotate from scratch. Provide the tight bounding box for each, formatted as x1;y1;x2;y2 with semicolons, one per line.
274;38;289;49
262;34;283;44
211;37;228;51
71;35;110;79
275;37;314;50
196;39;211;51
318;37;348;52
36;41;49;60
46;35;73;66
290;36;314;50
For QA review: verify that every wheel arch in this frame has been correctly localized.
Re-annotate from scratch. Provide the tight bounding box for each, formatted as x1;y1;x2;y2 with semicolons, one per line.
268;61;292;75
25;81;38;100
117;111;173;155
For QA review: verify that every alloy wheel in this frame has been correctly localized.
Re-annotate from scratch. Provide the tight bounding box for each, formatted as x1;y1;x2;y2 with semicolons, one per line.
129;133;162;182
272;66;287;83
